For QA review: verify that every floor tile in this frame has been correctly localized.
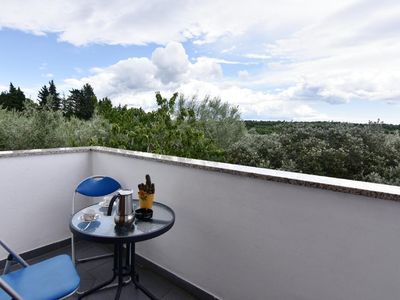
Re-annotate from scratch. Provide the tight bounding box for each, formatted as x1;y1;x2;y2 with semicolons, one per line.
28;241;200;300
162;287;198;300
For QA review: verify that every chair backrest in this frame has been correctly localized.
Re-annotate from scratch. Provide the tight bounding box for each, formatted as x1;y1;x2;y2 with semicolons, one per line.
75;175;121;197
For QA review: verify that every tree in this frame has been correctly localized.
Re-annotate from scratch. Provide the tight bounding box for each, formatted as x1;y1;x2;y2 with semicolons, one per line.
96;92;224;160
0;102;111;151
38;80;61;110
38;85;50;107
62;93;75;118
63;84;97;120
64;89;81;118
96;97;115;120
227;121;400;186
75;83;97;120
0;83;27;111
48;80;61;110
179;95;247;149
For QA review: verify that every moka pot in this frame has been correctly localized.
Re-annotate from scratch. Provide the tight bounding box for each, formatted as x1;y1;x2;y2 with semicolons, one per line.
106;189;135;227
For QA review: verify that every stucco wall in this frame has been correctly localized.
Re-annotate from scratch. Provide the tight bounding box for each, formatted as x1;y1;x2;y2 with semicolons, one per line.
93;151;400;300
2;147;400;300
0;151;91;257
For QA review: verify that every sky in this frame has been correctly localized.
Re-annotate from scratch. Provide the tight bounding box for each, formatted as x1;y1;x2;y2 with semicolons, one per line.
0;0;399;123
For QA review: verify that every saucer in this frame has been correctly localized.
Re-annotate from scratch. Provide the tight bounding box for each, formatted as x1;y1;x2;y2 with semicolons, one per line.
79;214;100;222
99;200;111;208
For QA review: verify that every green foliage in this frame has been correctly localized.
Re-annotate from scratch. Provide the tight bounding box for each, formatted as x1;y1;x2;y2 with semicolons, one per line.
63;84;97;120
245;120;400;135
178;95;247;150
0;103;110;151
48;80;61;110
38;80;61;110
1;80;399;187
38;85;50;107
0;83;27;111
97;92;223;160
76;83;97;120
60;114;111;147
228;122;400;185
64;89;80;118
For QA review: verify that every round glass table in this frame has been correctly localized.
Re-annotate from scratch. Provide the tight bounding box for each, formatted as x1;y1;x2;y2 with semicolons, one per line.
70;200;175;300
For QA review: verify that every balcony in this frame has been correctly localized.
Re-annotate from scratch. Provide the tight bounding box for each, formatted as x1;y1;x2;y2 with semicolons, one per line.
1;146;400;300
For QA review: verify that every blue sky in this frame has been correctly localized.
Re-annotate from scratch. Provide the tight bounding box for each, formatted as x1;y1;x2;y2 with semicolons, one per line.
0;0;399;123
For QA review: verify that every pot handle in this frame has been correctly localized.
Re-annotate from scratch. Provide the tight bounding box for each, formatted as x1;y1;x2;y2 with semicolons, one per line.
107;194;120;216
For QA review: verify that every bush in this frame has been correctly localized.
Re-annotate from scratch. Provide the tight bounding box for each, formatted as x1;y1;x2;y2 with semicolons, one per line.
178;95;247;150
2;93;400;187
228;122;400;186
0;104;111;150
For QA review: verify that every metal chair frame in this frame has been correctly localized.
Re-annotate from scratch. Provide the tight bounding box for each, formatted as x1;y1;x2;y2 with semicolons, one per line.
0;240;79;300
71;175;121;265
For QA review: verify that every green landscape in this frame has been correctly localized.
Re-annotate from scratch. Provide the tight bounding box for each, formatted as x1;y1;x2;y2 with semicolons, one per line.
1;81;399;186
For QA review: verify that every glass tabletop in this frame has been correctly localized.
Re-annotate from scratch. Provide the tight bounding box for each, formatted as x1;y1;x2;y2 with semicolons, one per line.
70;200;175;243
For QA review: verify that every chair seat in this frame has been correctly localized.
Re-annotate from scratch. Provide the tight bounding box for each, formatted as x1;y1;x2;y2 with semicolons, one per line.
0;255;80;300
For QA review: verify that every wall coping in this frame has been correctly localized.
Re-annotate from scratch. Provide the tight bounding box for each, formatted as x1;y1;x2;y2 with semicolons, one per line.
1;146;400;201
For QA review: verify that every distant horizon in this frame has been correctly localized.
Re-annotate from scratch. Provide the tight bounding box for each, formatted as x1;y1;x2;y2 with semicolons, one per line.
1;1;399;123
1;80;399;125
243;119;400;125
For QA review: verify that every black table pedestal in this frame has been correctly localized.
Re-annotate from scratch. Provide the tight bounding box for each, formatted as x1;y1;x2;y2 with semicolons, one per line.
78;242;158;300
70;200;175;300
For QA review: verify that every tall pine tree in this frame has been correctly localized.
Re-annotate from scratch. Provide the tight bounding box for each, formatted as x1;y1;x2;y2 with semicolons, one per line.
48;80;61;110
75;83;97;120
64;89;80;118
38;85;50;107
62;83;98;119
38;80;61;110
0;83;26;111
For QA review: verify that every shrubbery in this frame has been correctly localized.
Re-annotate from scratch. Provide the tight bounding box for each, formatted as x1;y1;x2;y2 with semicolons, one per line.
1;81;399;186
228;122;400;185
0;103;110;150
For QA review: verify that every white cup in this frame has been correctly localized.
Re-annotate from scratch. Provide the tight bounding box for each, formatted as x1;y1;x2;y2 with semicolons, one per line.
83;208;96;221
102;195;113;205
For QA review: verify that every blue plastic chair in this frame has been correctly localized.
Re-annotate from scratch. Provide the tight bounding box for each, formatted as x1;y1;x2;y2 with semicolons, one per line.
0;240;80;300
71;175;121;265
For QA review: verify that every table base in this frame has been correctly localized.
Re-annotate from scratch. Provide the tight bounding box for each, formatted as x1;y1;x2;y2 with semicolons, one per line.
78;242;158;300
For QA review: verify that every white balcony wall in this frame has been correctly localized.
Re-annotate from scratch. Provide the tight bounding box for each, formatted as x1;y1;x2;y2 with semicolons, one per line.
1;148;400;300
0;150;91;258
93;151;400;300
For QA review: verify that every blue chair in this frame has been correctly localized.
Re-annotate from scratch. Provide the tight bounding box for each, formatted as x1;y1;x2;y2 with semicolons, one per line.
71;175;121;264
0;240;80;300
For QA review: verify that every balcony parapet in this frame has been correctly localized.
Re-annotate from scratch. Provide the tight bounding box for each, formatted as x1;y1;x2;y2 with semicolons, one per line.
1;146;400;201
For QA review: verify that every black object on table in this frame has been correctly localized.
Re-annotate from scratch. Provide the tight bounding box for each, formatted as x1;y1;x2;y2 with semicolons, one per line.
70;199;175;300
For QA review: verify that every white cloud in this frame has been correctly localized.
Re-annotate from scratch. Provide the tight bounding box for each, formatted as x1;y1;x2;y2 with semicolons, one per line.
0;0;354;46
151;42;190;84
195;57;257;66
244;54;271;60
177;80;326;121
2;0;400;121
74;67;83;74
64;42;325;120
0;85;8;92
189;57;223;80
249;0;400;104
221;46;236;53
238;70;250;80
64;57;159;99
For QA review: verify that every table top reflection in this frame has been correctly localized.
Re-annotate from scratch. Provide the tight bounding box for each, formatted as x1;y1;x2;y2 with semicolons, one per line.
70;200;175;243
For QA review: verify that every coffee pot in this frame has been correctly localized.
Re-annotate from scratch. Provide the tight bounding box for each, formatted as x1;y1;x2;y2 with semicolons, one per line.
107;189;135;227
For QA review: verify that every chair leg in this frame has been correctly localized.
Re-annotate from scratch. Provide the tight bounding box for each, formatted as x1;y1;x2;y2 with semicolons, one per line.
72;236;113;265
76;253;113;263
71;234;76;265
